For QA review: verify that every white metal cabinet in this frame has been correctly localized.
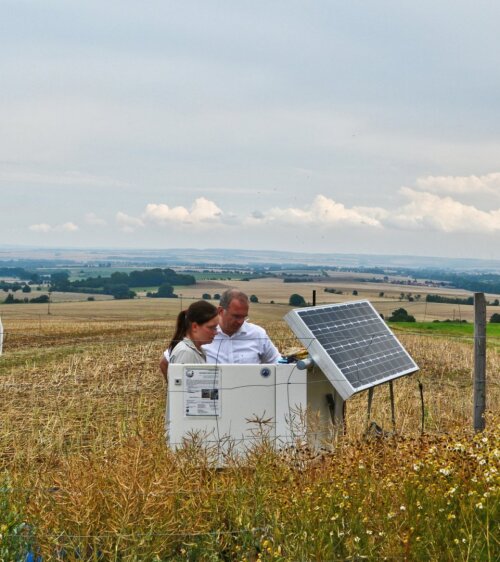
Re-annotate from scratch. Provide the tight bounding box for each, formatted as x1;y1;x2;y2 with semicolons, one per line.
167;363;307;456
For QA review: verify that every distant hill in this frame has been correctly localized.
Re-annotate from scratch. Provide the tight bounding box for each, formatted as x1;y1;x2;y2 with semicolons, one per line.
2;245;500;272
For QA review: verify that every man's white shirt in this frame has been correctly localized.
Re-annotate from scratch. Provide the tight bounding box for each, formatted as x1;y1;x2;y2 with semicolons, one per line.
163;321;281;364
202;322;280;364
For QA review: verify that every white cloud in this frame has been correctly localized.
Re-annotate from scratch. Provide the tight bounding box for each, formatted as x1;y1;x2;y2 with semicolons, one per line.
142;204;190;224
28;221;79;233
116;212;144;232
389;188;500;233
245;194;384;228
143;197;223;226
58;222;79;232
242;188;500;235
415;172;500;195
105;183;500;240
85;212;107;226
29;223;52;233
112;198;225;238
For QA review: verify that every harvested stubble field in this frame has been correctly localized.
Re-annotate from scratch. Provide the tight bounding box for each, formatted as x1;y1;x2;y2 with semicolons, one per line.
0;299;499;561
166;276;499;323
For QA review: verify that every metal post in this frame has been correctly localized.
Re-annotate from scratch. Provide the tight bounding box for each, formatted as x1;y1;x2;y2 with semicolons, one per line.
473;293;487;432
312;290;316;306
389;381;396;432
367;387;374;424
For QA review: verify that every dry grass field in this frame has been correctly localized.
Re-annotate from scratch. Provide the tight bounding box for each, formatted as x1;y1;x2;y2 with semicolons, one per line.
160;276;493;322
0;289;499;560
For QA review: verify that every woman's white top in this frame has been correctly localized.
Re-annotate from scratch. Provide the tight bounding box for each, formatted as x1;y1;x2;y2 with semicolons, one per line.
169;337;206;364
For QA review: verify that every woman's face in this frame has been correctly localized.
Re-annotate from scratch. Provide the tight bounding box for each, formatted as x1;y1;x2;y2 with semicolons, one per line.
190;316;219;347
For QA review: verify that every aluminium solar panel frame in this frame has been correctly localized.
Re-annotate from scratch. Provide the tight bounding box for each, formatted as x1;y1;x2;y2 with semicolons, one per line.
284;300;419;401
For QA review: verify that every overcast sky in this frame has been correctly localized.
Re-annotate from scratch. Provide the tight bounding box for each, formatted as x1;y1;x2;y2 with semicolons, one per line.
2;0;500;259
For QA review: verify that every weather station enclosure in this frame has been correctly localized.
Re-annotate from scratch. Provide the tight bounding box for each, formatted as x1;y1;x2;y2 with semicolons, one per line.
167;363;308;455
166;301;419;456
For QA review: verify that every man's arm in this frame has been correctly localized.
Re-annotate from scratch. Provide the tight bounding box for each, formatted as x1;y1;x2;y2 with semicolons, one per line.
260;331;281;363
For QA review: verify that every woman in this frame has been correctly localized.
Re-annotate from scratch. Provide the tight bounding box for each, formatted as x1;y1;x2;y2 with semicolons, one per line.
167;300;219;364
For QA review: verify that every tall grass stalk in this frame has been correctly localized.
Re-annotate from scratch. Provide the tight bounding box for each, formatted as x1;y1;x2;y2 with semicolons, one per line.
0;314;498;560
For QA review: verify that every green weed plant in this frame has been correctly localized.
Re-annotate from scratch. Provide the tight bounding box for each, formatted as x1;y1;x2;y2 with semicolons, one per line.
0;311;498;560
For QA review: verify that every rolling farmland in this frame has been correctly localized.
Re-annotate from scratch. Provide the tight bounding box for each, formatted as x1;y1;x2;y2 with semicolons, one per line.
0;282;499;560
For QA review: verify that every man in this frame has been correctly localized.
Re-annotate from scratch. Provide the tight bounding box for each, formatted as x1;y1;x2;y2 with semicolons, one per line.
159;289;281;379
204;289;281;364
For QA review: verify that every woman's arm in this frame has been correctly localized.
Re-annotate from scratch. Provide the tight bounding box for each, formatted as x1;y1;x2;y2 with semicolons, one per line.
159;355;169;383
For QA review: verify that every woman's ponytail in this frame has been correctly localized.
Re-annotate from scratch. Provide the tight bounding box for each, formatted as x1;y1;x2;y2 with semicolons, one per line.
168;300;218;352
168;309;188;352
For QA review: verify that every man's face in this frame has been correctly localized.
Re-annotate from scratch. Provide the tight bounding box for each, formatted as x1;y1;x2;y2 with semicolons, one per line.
219;298;249;336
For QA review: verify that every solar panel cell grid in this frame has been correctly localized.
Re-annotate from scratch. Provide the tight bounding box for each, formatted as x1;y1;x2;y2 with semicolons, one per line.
285;300;419;399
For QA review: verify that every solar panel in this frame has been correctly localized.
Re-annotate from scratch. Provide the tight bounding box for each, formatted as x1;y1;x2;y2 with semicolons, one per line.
284;300;419;400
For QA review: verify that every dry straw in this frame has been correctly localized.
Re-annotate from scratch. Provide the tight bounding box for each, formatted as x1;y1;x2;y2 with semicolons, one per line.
1;311;499;560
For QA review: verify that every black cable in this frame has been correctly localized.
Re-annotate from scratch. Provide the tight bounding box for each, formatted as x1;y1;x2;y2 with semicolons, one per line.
418;379;425;434
212;337;224;457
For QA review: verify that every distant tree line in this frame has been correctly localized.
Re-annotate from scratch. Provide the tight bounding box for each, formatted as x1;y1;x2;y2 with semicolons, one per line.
49;268;196;300
426;294;499;306
283;275;318;283
1;281;48;294
426;294;474;305
147;284;178;298
387;308;500;324
1;281;31;292
1;276;45;290
3;294;49;304
402;270;500;294
0;267;34;279
67;268;195;289
0;266;28;277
